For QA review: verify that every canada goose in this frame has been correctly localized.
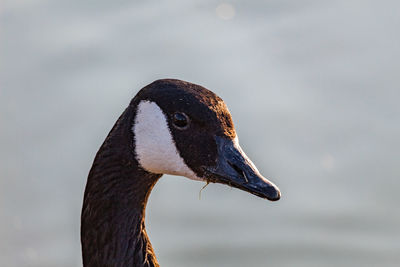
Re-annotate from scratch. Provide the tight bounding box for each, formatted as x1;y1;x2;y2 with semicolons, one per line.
81;79;280;267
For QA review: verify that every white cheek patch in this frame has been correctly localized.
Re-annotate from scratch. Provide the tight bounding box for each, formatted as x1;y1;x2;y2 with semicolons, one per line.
133;100;202;181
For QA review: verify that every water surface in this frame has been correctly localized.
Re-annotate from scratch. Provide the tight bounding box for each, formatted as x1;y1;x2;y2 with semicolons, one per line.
1;1;399;266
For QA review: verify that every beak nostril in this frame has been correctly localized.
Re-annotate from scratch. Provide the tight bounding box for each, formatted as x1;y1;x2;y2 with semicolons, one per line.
228;161;248;183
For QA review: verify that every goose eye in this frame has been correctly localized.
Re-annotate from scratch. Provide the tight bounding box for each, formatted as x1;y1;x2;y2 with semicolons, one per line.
173;112;190;129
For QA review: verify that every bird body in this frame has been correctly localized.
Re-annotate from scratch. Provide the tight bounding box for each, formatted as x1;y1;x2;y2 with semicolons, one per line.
81;79;280;266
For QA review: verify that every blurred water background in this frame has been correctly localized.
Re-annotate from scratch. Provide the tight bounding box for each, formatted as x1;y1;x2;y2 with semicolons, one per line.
1;0;399;266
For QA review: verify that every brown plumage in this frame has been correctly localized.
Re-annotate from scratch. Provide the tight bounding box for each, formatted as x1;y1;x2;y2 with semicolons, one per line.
81;79;280;266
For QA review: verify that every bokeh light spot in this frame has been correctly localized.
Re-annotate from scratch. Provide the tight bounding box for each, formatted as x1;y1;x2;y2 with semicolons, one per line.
216;3;235;20
321;154;335;171
24;248;38;263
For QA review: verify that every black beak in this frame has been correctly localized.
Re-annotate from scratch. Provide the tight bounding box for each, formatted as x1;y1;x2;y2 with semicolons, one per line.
203;136;280;201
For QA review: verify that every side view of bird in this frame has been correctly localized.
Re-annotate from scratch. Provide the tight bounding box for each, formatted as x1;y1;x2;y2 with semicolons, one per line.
81;79;281;267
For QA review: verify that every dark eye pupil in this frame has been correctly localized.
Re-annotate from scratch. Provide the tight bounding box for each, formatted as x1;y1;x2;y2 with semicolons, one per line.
173;113;188;128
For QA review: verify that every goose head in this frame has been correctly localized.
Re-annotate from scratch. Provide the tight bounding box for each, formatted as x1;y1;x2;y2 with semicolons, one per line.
132;79;280;201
